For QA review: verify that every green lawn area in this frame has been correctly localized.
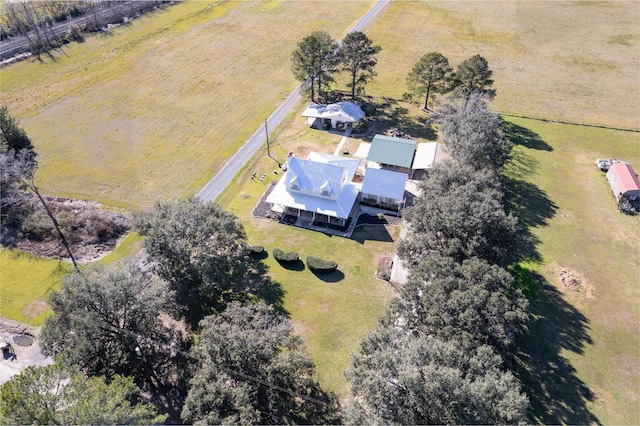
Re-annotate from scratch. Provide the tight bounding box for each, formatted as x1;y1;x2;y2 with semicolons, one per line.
0;232;143;326
502;117;639;424
0;249;72;326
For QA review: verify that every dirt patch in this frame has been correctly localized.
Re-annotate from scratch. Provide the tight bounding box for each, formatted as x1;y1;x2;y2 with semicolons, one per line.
559;269;583;290
21;300;50;320
547;263;595;300
2;196;130;263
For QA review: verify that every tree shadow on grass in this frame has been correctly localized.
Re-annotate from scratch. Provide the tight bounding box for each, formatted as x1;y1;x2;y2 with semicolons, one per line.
352;225;394;244
237;255;287;315
373;100;437;141
310;269;345;283
510;272;599;425
502;120;553;151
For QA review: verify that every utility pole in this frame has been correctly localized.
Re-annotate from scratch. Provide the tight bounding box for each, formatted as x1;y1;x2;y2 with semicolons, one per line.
265;119;281;167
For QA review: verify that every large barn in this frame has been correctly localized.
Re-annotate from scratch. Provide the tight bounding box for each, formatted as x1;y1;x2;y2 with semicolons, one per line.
606;162;640;202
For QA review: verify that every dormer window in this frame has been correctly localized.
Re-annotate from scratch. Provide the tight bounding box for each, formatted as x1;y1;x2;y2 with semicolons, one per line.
320;181;331;197
290;175;300;191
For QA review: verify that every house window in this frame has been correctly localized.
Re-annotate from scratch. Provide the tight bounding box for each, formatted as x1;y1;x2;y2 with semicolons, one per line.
290;183;299;191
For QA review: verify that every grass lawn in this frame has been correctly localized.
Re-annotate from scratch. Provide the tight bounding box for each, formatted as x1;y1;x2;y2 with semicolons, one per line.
0;232;144;326
0;0;375;210
0;249;73;326
366;1;640;130
502;116;639;424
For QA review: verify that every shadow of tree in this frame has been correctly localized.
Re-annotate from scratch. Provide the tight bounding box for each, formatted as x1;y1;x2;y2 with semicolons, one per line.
510;274;599;425
504;177;558;229
235;255;287;315
503;177;558;265
502;120;553;151
310;269;345;283
372;100;437;141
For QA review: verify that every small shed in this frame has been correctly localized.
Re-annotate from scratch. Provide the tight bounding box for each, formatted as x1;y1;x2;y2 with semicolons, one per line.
367;134;417;174
302;102;365;128
606;162;640;201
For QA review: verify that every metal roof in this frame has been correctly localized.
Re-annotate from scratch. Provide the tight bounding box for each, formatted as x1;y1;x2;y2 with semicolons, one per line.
284;157;345;197
266;177;360;219
306;152;360;181
367;134;416;168
301;102;365;122
607;162;640;196
412;142;439;170
361;168;407;201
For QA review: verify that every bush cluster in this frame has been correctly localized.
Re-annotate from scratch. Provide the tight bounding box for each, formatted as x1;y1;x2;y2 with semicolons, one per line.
272;248;300;262
306;256;338;273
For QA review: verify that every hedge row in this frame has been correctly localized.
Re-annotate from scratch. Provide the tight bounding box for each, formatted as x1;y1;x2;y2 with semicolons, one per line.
272;248;338;272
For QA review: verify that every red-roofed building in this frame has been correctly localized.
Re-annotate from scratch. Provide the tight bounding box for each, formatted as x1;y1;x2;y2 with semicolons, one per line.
606;162;640;202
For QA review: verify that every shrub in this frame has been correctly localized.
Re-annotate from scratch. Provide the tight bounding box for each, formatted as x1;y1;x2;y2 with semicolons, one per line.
306;256;338;273
352;119;368;134
273;248;299;262
247;245;265;254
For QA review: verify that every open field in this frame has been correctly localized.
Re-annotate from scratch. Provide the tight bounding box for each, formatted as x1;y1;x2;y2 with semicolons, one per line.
502;117;639;424
0;0;374;210
366;1;640;130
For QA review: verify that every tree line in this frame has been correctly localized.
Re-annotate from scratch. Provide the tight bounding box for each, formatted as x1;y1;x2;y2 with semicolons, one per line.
342;94;532;423
1;1;172;60
291;30;495;110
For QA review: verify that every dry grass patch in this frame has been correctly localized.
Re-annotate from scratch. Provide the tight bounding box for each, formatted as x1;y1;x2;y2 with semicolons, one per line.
0;1;374;209
366;1;639;129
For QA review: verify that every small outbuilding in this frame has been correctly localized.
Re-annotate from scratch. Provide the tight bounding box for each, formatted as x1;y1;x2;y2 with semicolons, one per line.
606;162;640;201
302;102;365;129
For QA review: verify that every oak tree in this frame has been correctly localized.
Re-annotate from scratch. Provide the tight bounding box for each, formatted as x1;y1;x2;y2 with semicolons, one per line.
345;325;528;425
182;301;339;425
0;362;165;425
399;161;518;266
40;259;175;383
133;198;248;324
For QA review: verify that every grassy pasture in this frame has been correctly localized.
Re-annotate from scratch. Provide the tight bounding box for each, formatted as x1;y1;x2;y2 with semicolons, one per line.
217;101;398;396
366;1;640;130
502;117;639;424
0;0;374;210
